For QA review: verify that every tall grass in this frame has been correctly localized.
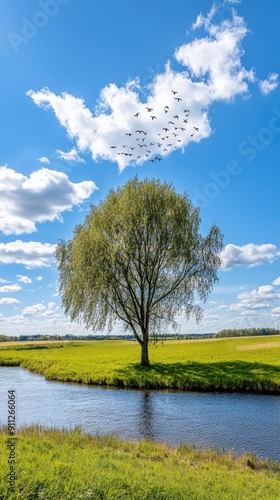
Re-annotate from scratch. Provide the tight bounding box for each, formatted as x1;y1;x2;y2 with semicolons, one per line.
0;336;280;393
0;426;279;499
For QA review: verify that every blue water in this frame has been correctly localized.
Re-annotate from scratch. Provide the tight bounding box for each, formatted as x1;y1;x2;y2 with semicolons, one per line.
0;367;279;461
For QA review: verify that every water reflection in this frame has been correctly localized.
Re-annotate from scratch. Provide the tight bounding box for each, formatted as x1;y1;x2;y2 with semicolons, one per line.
139;391;154;440
0;367;279;462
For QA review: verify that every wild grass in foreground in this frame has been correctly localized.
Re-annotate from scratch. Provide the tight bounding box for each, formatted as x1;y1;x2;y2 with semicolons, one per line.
0;426;279;499
0;336;280;393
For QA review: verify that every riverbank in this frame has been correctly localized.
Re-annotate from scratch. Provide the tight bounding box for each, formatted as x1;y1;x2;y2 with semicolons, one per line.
0;336;280;393
0;427;279;499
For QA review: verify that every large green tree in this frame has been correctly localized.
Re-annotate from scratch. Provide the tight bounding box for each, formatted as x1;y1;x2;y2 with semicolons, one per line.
56;177;223;366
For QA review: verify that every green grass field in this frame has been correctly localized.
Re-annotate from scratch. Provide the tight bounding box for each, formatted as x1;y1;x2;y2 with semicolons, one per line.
0;426;279;500
0;335;280;392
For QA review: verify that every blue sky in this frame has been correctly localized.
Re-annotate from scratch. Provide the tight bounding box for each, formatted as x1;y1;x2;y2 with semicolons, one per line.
1;0;280;336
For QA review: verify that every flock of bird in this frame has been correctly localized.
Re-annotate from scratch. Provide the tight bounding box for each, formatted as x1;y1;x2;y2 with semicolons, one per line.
110;90;200;164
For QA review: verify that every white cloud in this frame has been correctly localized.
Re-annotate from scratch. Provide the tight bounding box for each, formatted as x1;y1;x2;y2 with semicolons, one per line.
220;243;280;271
27;7;256;171
56;147;85;163
37;156;50;164
0;284;21;293
0;241;56;268
22;303;46;316
0;298;20;305
16;275;32;284
0;278;10;283
0;165;97;235
37;276;43;281
272;277;280;286
259;73;279;95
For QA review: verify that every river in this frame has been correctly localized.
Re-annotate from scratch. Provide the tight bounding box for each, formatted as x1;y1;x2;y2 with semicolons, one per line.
0;367;279;461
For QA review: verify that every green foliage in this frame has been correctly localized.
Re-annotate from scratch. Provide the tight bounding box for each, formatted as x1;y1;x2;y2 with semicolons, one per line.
0;336;280;392
216;328;280;338
0;426;279;499
56;177;223;364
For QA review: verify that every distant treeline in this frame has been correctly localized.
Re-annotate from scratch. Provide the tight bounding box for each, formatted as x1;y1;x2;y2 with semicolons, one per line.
0;333;215;342
215;328;280;338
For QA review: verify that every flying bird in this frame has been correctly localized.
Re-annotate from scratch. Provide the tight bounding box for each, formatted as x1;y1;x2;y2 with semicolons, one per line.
126;133;132;136
134;112;140;117
164;105;169;109
174;115;179;119
110;146;117;149
184;109;190;113
146;107;153;112
151;115;157;120
175;97;182;102
155;156;163;161
183;119;188;123
193;127;199;131
168;121;175;125
171;90;178;94
163;128;169;132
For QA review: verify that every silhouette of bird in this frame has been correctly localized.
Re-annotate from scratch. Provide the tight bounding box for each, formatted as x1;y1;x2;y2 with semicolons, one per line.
164;109;168;113
175;97;182;102
173;133;178;137
164;105;169;109
126;133;132;136
194;127;199;131
191;134;194;137
110;146;117;149
180;127;186;131
150;142;155;146
157;143;162;147
167;144;173;147
163;128;169;132
171;90;178;94
183;119;188;123
146;150;151;153
155;156;163;161
151;115;157;120
137;155;141;159
174;115;179;119
146;107;153;112
184;109;190;113
134;112;140;117
177;139;182;142
130;147;135;150
168;121;175;125
163;148;168;152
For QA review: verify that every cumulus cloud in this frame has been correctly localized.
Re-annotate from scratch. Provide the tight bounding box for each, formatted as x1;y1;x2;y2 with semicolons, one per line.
220;243;280;271
0;165;97;235
259;73;279;95
56;147;85;163
22;303;46;316
0;298;20;305
16;275;32;284
272;277;280;286
0;241;56;268
27;6;256;171
0;284;21;293
37;156;50;164
37;276;43;281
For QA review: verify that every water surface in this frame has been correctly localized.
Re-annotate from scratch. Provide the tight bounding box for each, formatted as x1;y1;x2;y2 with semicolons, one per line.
0;367;279;461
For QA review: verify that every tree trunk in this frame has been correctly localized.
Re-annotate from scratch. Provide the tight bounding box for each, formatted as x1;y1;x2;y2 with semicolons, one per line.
141;337;149;366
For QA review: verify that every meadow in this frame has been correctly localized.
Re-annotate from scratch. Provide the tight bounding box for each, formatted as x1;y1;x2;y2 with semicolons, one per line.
0;335;280;393
0;426;280;499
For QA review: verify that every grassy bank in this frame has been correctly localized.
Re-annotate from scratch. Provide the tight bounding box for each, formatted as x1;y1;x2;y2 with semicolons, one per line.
0;427;279;499
0;336;280;393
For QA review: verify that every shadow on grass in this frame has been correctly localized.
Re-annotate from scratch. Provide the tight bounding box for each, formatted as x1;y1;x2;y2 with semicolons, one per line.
113;361;280;393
